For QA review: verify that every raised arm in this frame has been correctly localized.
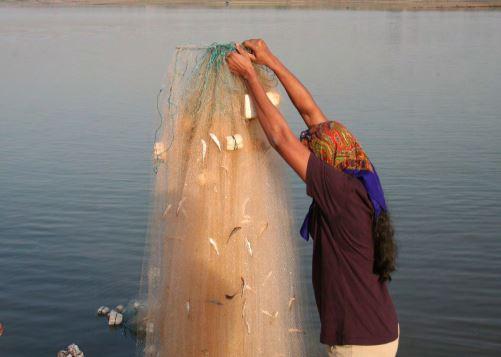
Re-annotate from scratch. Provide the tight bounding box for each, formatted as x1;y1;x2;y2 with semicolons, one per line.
243;39;328;128
226;44;310;182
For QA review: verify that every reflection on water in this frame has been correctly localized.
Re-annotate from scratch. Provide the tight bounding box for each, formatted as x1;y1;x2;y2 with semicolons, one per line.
1;7;500;357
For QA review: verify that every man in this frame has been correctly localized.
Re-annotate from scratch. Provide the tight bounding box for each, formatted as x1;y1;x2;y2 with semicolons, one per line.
226;39;399;356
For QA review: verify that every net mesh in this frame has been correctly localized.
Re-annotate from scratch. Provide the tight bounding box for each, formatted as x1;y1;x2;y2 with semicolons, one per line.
137;43;306;357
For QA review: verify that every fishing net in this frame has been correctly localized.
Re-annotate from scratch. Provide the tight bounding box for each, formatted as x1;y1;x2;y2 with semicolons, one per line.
137;43;306;357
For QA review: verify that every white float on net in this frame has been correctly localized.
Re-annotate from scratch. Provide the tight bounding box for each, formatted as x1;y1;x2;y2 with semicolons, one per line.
244;90;281;119
226;134;244;151
153;142;167;162
108;309;123;326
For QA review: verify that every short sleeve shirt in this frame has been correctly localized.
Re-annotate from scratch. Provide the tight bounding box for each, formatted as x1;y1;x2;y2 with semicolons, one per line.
306;152;398;346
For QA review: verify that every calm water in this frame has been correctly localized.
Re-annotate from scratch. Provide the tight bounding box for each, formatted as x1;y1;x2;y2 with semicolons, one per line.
1;6;500;356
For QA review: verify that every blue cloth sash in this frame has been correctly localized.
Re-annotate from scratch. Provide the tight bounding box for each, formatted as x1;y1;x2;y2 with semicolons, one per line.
300;165;387;241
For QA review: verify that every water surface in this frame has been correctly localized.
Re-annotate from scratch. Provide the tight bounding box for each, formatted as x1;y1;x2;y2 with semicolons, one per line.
1;7;500;356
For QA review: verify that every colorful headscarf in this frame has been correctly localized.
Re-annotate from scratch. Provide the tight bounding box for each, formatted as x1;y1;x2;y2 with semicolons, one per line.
299;121;387;241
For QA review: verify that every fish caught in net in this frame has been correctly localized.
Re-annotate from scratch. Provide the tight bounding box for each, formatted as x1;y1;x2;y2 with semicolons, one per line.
137;43;306;357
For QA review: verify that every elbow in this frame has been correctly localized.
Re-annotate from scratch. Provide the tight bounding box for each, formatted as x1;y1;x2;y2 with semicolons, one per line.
300;107;327;127
299;103;316;119
269;127;293;151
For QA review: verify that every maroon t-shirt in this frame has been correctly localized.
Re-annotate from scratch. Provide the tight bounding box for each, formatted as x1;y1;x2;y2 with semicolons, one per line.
306;152;398;346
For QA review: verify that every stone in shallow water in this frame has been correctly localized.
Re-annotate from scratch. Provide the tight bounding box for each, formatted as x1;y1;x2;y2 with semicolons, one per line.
114;304;125;313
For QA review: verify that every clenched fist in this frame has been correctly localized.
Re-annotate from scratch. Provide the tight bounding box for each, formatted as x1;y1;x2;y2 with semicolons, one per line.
242;39;276;68
226;43;256;80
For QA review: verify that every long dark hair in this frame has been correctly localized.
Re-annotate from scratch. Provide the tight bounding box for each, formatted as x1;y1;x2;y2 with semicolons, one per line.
373;211;397;282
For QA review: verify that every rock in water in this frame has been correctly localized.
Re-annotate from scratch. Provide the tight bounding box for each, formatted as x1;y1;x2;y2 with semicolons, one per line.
114;304;125;313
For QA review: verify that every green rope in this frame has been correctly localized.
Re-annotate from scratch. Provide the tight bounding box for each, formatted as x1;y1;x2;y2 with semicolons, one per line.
193;42;238;117
206;42;236;70
153;43;239;174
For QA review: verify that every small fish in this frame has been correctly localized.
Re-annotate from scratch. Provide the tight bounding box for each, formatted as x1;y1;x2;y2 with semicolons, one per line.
208;299;223;306
186;300;190;315
288;296;296;310
220;165;229;174
240;276;246;297
245;238;253;257
201;139;207;163
176;197;186;216
262;271;273;286
227;226;242;243
242;197;251;220
288;328;305;334
209;238;220;256
261;310;279;319
240;217;252;225
225;292;238;300
240;276;254;297
242;299;251;334
163;204;172;216
257;222;268;239
209;133;222;151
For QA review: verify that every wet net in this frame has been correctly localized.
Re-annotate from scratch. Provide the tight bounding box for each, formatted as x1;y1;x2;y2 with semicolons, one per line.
137;43;306;357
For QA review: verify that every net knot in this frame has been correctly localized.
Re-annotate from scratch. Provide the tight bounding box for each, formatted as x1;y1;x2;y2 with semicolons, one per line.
206;42;237;70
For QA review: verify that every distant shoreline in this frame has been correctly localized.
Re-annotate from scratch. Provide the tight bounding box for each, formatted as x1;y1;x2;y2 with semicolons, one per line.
3;0;501;11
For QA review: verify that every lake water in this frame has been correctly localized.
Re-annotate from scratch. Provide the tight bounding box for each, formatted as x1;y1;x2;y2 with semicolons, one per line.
1;6;500;356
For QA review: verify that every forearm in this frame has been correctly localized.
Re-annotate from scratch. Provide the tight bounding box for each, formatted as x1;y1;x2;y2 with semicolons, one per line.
267;55;327;128
246;72;290;148
226;41;310;180
244;72;310;181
